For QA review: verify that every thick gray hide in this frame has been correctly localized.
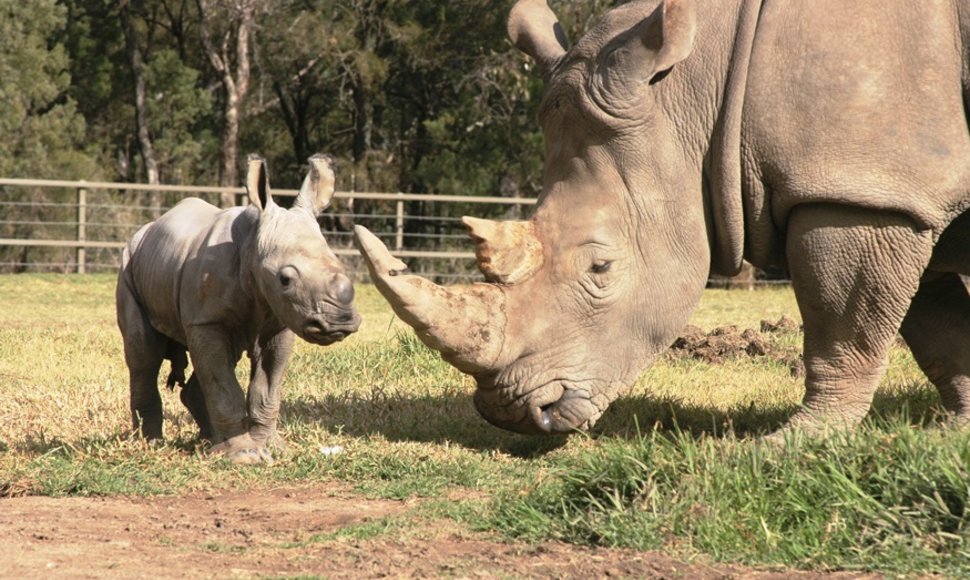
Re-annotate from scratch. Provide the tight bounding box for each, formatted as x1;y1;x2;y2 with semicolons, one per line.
117;155;360;464
356;0;970;437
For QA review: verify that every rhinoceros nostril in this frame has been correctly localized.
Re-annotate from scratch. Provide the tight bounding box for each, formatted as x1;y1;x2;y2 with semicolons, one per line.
304;319;326;335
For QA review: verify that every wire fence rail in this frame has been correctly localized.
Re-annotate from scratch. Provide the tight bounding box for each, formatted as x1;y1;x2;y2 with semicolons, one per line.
0;177;536;282
0;177;785;287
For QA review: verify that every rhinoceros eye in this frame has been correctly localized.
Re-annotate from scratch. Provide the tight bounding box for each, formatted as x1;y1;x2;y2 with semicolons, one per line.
279;266;298;289
590;260;612;275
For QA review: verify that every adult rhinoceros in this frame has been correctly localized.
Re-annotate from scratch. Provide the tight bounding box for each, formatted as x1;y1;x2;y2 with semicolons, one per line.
355;0;970;437
118;155;360;464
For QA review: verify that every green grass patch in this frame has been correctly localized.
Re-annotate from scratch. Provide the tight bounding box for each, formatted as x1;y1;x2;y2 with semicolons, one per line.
486;422;970;575
0;273;963;575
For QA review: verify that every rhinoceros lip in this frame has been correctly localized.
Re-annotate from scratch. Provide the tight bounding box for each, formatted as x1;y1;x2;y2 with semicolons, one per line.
474;375;593;435
300;313;361;345
302;329;351;346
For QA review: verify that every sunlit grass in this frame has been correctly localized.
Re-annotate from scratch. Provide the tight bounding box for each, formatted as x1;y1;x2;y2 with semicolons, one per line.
0;273;964;575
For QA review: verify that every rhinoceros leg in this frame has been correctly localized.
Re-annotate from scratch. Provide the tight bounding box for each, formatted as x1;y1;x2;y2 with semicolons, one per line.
179;373;213;441
186;327;265;465
782;204;933;434
246;330;295;458
117;280;165;440
900;272;970;425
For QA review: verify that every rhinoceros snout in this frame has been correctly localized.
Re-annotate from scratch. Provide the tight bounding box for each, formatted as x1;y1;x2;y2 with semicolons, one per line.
303;313;360;345
328;274;355;306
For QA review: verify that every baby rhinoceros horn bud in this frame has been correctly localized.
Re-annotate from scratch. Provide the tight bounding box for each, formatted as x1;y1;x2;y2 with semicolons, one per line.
461;217;544;285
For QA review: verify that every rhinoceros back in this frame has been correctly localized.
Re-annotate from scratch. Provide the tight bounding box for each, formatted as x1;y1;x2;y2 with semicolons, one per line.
121;198;248;344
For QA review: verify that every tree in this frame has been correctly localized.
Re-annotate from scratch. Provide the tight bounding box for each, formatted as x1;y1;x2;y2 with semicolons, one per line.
120;0;160;187
0;0;97;271
196;0;263;204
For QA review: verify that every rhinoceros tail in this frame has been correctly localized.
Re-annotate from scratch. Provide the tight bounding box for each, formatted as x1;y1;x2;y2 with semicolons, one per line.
164;342;188;390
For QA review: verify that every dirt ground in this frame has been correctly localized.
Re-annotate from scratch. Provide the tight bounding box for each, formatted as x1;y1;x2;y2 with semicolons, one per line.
1;485;879;579
0;318;873;578
668;316;805;376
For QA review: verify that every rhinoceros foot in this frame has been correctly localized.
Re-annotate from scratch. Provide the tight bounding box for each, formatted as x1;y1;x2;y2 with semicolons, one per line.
210;433;275;466
262;431;287;457
250;426;287;457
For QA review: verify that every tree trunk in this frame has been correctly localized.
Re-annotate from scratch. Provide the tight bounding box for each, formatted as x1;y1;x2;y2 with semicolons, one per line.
197;0;255;206
120;0;161;215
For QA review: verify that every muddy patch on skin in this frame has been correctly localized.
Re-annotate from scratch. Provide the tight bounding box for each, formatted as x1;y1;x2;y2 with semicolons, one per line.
668;316;805;377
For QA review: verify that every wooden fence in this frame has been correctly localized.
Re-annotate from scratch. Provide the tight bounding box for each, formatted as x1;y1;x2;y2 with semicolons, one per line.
0;178;536;280
0;177;785;287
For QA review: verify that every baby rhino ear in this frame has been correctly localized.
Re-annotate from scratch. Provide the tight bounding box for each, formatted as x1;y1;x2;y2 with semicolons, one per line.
294;154;337;217
246;154;273;211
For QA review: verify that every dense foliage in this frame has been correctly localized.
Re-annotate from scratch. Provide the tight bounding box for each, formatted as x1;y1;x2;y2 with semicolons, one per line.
0;0;622;271
3;0;614;195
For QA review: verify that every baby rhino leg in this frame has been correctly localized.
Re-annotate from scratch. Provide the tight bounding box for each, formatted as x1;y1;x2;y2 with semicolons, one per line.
187;328;265;465
247;331;296;462
179;373;213;441
117;280;165;440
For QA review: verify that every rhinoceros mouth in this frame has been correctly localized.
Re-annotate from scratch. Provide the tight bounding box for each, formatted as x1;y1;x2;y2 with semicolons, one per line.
473;374;599;435
302;328;352;346
300;311;361;345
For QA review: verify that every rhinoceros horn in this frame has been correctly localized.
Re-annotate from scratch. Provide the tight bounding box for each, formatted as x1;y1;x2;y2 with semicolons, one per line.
508;0;569;77
461;217;543;285
353;225;507;375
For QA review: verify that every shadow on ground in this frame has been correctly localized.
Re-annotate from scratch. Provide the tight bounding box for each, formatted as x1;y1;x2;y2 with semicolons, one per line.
280;379;945;458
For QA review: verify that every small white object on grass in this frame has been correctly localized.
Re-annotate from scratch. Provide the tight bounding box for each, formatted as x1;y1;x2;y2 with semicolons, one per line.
319;445;344;457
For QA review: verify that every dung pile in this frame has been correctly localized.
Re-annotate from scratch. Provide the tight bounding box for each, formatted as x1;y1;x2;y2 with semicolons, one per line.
667;316;804;376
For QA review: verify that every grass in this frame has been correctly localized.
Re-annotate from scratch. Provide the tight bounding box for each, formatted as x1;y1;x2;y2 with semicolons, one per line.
0;273;967;575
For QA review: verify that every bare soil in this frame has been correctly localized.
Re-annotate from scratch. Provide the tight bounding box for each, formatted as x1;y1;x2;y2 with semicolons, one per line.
669;316;805;376
1;485;877;579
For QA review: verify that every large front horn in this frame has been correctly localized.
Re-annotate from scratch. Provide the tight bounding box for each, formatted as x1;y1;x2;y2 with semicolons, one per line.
462;217;543;284
353;226;507;374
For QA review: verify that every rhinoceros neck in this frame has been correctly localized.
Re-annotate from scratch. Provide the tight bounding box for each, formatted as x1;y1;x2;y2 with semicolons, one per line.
655;0;762;277
233;206;263;311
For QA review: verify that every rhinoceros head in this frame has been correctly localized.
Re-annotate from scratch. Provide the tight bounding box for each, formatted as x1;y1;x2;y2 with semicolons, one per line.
356;0;714;434
247;154;361;345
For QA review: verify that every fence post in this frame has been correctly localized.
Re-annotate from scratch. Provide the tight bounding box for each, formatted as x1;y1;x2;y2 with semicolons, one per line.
395;193;404;253
76;183;87;274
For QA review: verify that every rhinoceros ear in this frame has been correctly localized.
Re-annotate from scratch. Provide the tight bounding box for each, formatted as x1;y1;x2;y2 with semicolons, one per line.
246;154;274;211
294;154;337;217
601;0;696;93
462;216;544;285
508;0;569;77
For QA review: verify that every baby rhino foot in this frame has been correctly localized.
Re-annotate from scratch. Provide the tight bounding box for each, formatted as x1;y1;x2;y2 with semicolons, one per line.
210;433;274;466
250;426;287;462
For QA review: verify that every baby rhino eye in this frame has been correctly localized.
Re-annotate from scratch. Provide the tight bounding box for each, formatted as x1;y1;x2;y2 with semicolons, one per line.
591;260;612;274
279;266;298;288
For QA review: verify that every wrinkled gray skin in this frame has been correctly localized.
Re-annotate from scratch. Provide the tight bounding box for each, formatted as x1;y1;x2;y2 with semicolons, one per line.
356;0;970;437
117;155;360;464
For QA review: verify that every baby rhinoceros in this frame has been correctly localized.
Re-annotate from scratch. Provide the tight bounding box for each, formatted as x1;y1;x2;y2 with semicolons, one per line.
116;154;360;465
